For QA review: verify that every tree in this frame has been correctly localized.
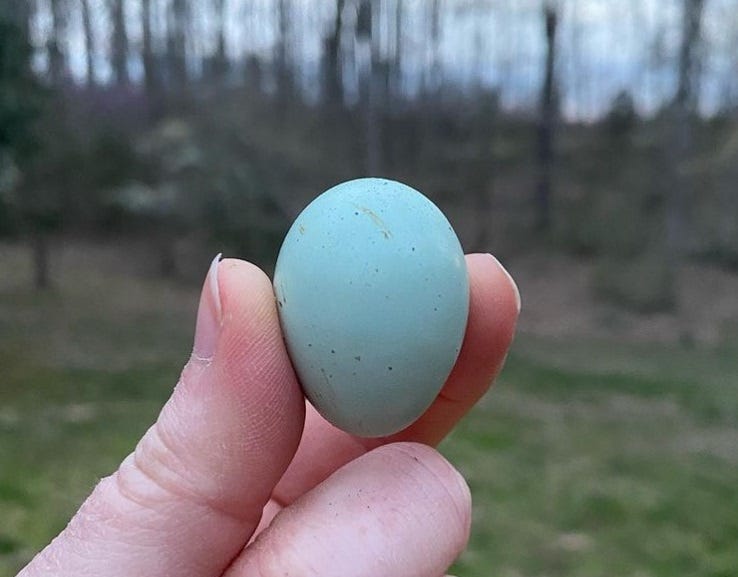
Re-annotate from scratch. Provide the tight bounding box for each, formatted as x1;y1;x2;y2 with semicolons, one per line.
666;0;706;261
356;0;383;175
141;0;158;97
0;15;51;288
391;0;404;102
168;0;189;90
48;0;68;85
535;1;559;233
274;0;292;101
211;0;229;81
674;0;706;113
0;18;41;161
322;0;345;106
110;0;130;86
427;0;442;94
81;0;96;86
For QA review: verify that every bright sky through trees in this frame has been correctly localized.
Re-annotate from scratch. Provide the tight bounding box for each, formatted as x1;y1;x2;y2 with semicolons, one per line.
27;0;738;119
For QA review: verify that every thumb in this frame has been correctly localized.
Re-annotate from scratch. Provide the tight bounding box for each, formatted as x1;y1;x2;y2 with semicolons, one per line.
20;257;305;577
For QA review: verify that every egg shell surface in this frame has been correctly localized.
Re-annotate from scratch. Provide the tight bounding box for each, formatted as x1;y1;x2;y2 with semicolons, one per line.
273;178;469;437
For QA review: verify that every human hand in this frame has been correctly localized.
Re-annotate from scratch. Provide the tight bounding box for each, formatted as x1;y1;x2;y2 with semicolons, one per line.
18;253;519;577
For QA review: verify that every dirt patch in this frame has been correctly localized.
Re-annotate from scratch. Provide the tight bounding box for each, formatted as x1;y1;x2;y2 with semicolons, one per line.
5;240;738;348
507;253;738;345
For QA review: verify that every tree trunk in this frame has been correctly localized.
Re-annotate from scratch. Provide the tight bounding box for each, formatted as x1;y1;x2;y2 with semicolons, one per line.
666;0;705;261
110;0;129;86
81;0;95;87
274;0;292;101
428;0;442;94
363;0;382;175
212;0;228;81
48;0;67;85
168;0;189;91
674;0;705;112
392;0;403;102
141;0;156;94
322;0;345;106
535;3;558;233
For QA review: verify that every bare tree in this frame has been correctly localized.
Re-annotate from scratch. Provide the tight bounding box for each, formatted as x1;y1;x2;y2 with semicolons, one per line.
48;0;68;85
666;0;706;261
674;0;706;113
471;1;485;92
80;0;95;87
356;0;382;175
535;1;558;232
368;0;382;174
322;0;346;106
428;0;442;94
168;0;189;90
211;0;229;80
110;0;130;86
141;0;157;95
274;0;292;100
392;0;403;102
0;4;54;289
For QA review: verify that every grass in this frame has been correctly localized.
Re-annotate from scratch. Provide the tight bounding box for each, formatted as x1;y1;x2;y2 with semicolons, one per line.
0;361;172;572
2;242;738;576
447;346;738;577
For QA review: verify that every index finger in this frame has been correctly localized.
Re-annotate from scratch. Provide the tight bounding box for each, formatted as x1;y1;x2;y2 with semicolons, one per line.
271;253;520;508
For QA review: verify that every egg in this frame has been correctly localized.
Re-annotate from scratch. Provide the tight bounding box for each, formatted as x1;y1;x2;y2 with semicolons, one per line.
273;178;469;437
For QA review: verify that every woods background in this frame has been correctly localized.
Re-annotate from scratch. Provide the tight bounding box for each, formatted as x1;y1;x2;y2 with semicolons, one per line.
2;0;737;318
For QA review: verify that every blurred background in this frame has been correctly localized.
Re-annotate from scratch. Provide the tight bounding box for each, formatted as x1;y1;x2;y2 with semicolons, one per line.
1;0;738;575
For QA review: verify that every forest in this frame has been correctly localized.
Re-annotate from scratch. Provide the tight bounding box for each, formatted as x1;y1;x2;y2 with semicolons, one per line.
0;0;736;316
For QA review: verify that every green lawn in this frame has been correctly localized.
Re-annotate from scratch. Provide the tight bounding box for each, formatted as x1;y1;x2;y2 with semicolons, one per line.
448;342;738;577
1;244;737;576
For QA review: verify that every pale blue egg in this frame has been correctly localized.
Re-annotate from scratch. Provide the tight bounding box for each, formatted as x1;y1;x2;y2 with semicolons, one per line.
273;178;469;437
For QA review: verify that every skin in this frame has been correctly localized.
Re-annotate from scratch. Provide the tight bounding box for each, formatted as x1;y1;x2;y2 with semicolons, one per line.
18;253;520;577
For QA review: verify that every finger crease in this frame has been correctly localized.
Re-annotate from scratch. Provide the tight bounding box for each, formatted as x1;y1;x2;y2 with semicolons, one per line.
116;420;259;528
268;492;289;511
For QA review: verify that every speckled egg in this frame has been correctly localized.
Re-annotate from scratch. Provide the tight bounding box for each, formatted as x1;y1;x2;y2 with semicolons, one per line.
273;178;469;437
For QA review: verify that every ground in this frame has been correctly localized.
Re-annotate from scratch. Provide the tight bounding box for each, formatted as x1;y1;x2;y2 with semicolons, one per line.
1;240;737;577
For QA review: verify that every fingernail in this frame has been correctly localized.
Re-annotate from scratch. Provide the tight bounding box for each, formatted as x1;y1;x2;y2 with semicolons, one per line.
193;254;223;361
488;254;521;314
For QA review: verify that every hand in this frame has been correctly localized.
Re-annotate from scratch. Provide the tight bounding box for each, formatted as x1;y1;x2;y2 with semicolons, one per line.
18;253;519;577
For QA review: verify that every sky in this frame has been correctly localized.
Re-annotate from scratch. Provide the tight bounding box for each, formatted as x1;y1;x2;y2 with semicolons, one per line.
30;0;738;120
